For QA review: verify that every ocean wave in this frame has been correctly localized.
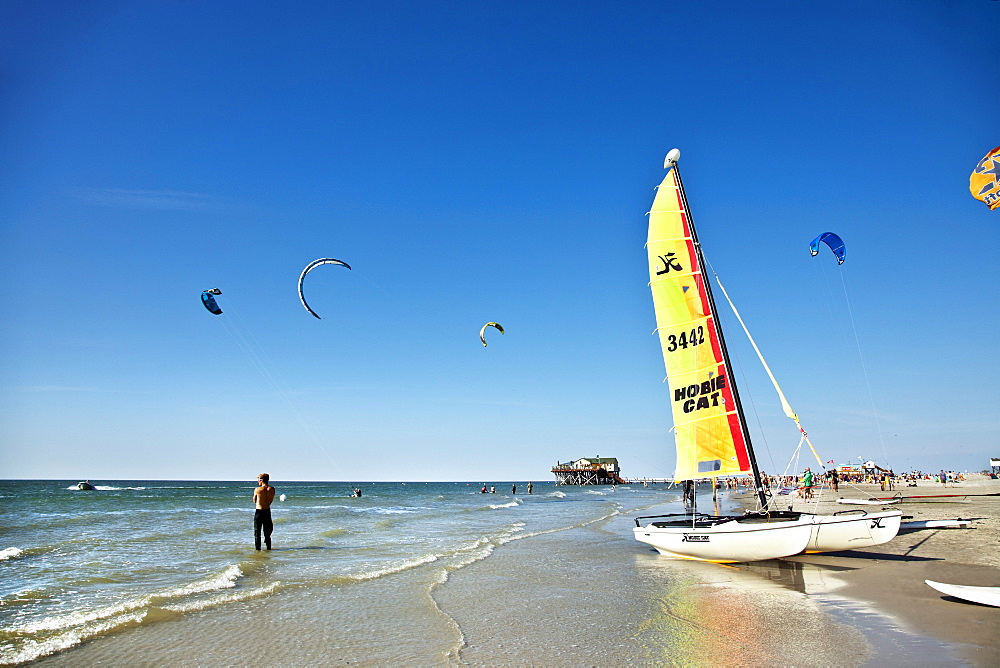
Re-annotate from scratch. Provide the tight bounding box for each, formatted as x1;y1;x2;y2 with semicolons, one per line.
350;553;439;582
436;522;527;580
9;595;150;635
356;506;426;515
486;501;519;510
10;565;244;635
547;491;567;498
320;528;348;539
0;610;146;665
0;587;57;610
0;561;267;663
153;565;242;600
0;547;23;561
160;581;279;613
298;504;424;515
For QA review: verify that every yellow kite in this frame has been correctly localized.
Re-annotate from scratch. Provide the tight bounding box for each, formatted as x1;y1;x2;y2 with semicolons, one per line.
970;146;1000;210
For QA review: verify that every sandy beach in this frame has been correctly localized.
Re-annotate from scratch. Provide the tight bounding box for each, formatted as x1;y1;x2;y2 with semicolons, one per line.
760;474;1000;665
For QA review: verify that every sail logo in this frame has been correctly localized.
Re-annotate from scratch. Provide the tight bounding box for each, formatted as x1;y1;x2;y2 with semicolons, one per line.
870;517;884;529
655;253;684;275
674;374;726;413
682;534;709;542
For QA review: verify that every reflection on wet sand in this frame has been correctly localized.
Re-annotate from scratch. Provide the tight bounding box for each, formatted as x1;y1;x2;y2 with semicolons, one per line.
632;552;961;666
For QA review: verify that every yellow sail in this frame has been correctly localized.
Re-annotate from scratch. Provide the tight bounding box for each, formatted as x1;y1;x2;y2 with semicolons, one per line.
647;167;752;482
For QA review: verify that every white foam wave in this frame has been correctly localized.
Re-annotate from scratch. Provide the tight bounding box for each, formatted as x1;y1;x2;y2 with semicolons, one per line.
12;596;149;634
367;506;422;515
0;547;23;561
487;501;518;509
311;504;423;514
438;522;527;578
161;581;279;613
1;611;146;665
352;553;439;581
12;565;243;634
548;491;566;498
156;564;242;599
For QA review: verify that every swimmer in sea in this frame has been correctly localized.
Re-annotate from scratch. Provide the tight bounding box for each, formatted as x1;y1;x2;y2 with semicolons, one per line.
253;473;276;550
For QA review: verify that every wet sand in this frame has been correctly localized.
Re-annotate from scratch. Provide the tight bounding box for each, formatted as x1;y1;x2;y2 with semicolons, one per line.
434;482;994;666
757;475;1000;666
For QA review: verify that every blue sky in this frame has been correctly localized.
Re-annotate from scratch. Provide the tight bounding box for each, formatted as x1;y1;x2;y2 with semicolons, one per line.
2;1;997;482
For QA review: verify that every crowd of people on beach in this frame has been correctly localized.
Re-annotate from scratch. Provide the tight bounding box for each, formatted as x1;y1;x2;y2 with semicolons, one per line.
632;467;974;503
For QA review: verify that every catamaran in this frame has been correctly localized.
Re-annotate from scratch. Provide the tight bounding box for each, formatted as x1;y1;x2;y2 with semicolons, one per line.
632;149;900;562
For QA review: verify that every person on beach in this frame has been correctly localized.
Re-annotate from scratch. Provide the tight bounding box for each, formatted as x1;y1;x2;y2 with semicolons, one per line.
682;479;695;507
511;484;516;494
827;468;839;492
802;467;814;500
527;481;533;494
253;473;276;551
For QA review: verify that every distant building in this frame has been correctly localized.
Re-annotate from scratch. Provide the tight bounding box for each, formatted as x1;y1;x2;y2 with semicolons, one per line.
551;457;625;485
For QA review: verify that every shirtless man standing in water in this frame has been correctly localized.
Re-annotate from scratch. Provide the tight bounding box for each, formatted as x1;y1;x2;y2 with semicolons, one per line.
253;473;276;550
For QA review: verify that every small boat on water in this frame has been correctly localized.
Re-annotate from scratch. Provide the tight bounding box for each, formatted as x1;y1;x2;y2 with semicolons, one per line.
77;481;96;490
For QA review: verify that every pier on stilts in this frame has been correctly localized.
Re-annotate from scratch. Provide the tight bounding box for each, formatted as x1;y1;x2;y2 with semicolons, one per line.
551;457;627;485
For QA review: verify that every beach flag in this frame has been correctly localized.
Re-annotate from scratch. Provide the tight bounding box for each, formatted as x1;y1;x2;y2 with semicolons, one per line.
970;146;1000;210
827;459;834;464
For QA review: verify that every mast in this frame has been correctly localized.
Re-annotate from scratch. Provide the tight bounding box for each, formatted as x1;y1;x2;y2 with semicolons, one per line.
667;153;770;510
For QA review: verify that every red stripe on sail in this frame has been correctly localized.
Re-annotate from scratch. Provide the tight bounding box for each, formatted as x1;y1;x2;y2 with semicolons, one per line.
727;412;751;470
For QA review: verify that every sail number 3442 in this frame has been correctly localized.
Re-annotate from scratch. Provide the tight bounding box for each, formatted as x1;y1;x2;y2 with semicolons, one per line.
665;326;705;352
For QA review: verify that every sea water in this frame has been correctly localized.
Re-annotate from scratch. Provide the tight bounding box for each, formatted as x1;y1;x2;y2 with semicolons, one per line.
0;480;960;666
0;479;676;664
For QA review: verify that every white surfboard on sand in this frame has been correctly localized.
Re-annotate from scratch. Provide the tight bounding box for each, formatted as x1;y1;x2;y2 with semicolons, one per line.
836;497;900;505
925;580;1000;607
901;519;970;530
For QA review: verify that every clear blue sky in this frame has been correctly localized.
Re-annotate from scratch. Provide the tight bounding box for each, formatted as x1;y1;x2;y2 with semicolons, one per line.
2;1;997;481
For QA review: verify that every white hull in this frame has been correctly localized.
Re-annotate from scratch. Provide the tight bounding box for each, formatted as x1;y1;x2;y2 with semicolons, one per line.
925;580;1000;607
633;515;813;563
801;510;902;552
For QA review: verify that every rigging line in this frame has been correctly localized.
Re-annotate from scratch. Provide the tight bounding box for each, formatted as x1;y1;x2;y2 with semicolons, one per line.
838;269;891;469
212;297;351;484
722;313;778;477
781;438;803;478
713;271;826;471
696;259;780;480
